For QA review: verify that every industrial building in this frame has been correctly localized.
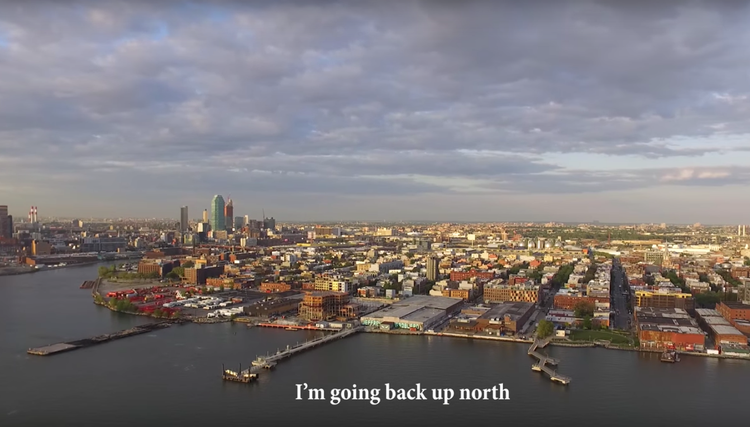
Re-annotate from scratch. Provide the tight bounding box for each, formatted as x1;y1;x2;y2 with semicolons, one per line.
695;308;747;346
260;282;292;293
635;307;706;351
361;295;463;331
449;302;534;335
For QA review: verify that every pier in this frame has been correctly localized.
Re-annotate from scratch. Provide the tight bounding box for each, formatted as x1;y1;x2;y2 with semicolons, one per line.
27;320;182;356
528;337;571;385
229;327;361;380
79;278;101;289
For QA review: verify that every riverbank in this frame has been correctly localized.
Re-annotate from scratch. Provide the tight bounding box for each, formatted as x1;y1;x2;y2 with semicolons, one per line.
0;266;39;276
0;261;100;277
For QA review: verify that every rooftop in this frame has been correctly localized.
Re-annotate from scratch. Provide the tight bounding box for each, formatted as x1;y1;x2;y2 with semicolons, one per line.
480;302;535;321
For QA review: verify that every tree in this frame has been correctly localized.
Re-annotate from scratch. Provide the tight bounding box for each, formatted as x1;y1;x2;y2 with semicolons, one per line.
582;316;593;330
695;292;721;308
574;300;595;318
745;257;750;267
171;267;185;278
182;260;195;268
537;319;554;338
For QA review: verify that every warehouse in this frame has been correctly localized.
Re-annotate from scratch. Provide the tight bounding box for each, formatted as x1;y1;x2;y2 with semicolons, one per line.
361;295;462;331
635;307;706;351
449;302;534;335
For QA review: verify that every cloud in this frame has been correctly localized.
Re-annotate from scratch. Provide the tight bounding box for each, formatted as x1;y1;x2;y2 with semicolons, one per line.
1;0;749;220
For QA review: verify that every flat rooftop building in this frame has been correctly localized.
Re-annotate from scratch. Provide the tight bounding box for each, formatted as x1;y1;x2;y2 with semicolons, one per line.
361;295;462;331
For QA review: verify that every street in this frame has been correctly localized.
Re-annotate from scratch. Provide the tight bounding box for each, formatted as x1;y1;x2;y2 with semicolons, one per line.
610;259;631;330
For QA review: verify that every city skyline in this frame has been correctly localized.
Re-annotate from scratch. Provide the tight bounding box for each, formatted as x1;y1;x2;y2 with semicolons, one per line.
2;1;750;222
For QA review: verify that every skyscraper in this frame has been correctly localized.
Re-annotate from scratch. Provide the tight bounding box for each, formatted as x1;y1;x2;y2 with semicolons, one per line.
210;195;225;233
180;206;189;232
426;257;439;281
0;205;8;239
224;198;234;230
202;209;209;223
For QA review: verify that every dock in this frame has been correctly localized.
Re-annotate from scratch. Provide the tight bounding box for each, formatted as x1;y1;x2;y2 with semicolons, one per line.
27;320;182;356
228;327;361;380
79;278;102;289
255;323;345;332
528;337;571;385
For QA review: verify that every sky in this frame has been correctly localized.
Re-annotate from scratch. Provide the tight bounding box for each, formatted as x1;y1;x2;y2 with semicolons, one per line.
1;0;750;223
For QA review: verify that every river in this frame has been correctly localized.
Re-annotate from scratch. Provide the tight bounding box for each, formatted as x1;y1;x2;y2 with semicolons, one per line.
1;264;747;426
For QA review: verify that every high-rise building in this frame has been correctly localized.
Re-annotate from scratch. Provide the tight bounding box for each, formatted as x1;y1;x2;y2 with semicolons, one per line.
0;205;8;239
202;209;209;223
210;195;225;233
180;206;189;233
224;198;234;230
234;216;243;230
426;257;439;281
7;215;12;237
243;215;250;226
263;216;276;231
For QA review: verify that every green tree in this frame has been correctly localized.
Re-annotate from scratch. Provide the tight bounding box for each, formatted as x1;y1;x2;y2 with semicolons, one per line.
745;257;750;267
582;316;593;330
537;319;554;338
166;271;180;280
182;260;195;268
574;300;595;318
695;292;721;308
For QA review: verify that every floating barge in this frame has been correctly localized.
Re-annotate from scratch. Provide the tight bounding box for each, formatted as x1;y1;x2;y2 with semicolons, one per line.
222;364;258;383
27;321;181;356
660;350;680;363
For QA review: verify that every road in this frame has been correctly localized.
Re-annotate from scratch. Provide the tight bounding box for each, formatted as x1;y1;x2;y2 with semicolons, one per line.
610;259;632;330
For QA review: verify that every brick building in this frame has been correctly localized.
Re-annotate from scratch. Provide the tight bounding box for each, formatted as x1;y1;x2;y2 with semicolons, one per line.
553;294;609;310
484;283;540;304
450;270;495;281
260;282;292;293
184;265;223;285
635;307;706;351
731;267;750;279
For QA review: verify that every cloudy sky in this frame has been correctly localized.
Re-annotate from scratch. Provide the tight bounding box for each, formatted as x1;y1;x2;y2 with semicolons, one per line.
1;0;750;223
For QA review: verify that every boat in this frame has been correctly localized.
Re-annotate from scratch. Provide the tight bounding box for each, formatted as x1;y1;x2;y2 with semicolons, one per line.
660;350;680;363
285;327;298;331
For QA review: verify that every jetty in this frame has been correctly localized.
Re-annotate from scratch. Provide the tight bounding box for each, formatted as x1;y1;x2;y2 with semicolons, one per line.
227;327;361;380
27;320;183;356
528;337;571;385
80;278;102;289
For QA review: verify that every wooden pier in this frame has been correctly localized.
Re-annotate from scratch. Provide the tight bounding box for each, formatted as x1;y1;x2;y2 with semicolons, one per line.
227;327;361;380
528;337;571;385
27;320;182;356
79;278;101;289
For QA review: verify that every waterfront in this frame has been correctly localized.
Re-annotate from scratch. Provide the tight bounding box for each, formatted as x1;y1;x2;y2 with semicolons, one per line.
1;264;748;426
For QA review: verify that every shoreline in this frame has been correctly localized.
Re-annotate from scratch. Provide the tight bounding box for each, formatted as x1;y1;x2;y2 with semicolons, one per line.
87;284;750;363
1;261;101;277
